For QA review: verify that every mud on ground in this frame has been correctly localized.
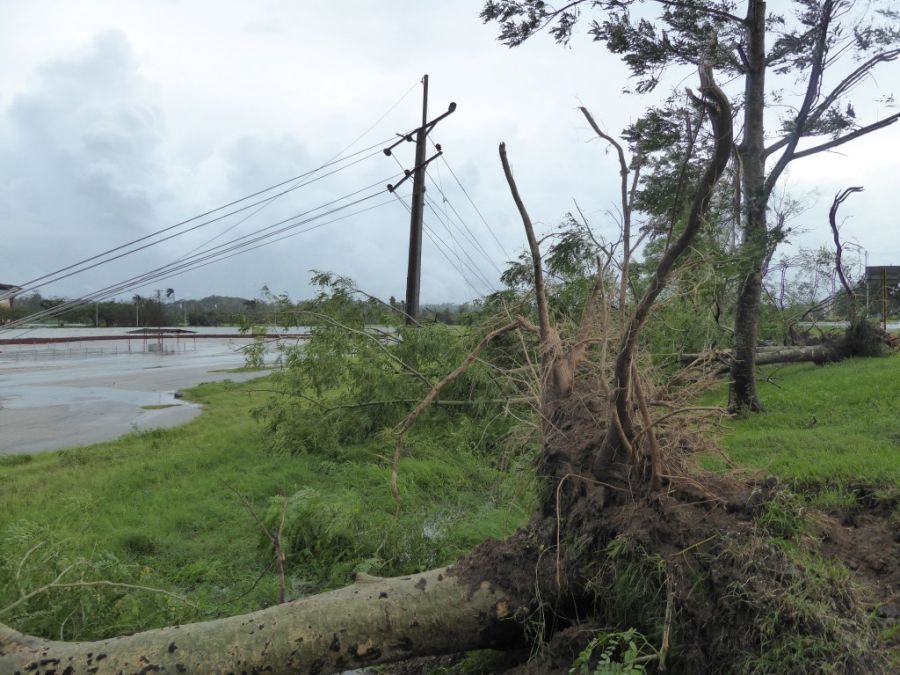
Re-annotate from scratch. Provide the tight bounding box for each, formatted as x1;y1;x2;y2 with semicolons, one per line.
449;473;897;674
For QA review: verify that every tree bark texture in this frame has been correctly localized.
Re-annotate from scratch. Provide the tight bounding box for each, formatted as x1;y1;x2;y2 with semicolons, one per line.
0;567;520;675
730;0;768;413
682;344;840;369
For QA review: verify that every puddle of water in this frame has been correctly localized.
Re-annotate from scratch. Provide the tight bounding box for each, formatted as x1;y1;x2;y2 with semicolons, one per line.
0;333;276;454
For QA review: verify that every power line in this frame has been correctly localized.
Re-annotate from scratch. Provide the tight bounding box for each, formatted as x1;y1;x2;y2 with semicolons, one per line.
2;79;444;327
3;192;389;330
6;145;389;300
176;79;422;266
6;79;425;302
391;190;490;299
390;147;499;289
423;223;494;298
428;137;511;260
423;194;498;291
424;172;503;275
3;182;395;330
172;198;396;280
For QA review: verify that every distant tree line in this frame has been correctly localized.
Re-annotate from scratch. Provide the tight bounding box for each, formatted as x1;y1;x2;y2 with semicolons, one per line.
0;288;478;329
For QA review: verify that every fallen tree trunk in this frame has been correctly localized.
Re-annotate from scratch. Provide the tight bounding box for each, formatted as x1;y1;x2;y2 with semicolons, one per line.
0;567;520;675
681;344;839;368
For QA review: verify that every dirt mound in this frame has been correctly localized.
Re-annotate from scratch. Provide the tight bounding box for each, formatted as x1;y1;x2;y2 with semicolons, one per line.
815;488;900;658
454;473;893;673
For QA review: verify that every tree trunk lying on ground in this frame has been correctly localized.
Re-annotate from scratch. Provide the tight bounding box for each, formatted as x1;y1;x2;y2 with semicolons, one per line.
681;344;840;369
0;567;521;674
683;322;897;372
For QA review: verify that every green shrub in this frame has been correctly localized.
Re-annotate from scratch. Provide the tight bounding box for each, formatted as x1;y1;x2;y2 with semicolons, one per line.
0;521;192;640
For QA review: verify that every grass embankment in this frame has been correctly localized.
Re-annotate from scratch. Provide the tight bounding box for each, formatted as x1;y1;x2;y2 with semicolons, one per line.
701;354;900;497
1;357;896;654
0;377;533;640
702;355;900;667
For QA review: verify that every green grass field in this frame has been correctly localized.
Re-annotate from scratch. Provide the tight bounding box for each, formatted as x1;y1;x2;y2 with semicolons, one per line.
0;377;533;639
700;354;900;491
1;354;897;645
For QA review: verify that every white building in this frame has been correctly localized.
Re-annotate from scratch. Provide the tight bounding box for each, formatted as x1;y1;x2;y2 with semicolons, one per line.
0;283;22;310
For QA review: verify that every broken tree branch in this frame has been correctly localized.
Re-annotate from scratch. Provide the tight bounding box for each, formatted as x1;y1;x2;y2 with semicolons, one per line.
391;318;532;514
828;186;864;317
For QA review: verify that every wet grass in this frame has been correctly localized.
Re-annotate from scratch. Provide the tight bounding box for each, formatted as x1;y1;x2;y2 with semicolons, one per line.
0;376;534;640
3;354;896;654
701;354;900;485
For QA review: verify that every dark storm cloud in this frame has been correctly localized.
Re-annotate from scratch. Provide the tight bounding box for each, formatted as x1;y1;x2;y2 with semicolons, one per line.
1;1;895;307
0;30;169;296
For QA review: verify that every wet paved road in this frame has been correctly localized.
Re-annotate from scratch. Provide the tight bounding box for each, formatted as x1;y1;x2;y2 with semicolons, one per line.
0;334;270;454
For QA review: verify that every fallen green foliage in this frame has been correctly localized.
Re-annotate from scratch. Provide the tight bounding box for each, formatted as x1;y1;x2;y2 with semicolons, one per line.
0;376;534;641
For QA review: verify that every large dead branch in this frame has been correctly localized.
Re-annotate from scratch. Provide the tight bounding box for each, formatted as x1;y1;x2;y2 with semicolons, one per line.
595;63;734;475
0;568;520;675
499;142;571;403
828;186;864;318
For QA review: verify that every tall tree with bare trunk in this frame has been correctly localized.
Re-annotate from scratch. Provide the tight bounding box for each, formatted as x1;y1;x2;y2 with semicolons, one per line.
481;0;900;412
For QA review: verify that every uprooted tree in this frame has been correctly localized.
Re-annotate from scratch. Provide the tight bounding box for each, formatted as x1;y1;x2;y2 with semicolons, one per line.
481;0;900;412
0;65;888;674
679;185;896;370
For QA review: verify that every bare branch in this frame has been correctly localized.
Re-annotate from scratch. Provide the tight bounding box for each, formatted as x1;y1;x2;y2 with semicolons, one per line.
498;143;554;350
828;186;864;316
391;318;531;513
764;0;835;196
790;113;900;160
579;106;634;315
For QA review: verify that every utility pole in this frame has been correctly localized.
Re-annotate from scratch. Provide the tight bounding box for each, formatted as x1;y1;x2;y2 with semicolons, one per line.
385;75;456;325
405;75;429;326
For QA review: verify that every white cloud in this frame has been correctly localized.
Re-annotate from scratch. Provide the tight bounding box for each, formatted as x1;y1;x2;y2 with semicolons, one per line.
0;1;897;305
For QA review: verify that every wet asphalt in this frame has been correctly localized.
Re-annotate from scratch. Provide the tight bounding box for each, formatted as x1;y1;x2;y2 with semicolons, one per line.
0;335;267;454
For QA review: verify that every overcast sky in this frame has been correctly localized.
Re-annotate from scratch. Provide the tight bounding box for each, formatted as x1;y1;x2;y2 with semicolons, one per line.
1;1;897;307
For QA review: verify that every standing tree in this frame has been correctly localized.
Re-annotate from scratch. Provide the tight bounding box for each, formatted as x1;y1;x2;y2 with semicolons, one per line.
481;0;900;411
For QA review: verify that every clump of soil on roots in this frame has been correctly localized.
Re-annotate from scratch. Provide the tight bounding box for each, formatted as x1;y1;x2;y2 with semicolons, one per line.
452;390;894;674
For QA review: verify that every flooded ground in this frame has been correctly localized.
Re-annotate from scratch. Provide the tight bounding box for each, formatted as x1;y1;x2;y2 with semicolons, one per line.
0;327;300;454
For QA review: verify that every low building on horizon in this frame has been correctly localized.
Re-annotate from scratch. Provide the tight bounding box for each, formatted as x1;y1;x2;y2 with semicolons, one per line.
0;283;22;310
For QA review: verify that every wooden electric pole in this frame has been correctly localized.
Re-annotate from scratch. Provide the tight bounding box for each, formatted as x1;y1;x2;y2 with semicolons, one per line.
384;76;456;325
405;75;429;325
